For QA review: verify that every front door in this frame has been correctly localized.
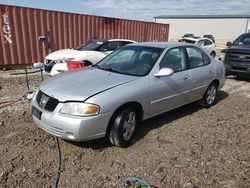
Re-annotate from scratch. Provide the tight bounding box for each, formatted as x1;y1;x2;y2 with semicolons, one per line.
150;47;192;116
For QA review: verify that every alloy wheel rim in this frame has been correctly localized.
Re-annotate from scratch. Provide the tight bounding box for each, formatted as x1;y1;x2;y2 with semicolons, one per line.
206;85;217;105
122;112;136;141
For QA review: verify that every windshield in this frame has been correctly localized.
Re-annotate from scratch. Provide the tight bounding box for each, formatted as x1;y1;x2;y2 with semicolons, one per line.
95;45;163;76
233;34;250;45
75;40;106;51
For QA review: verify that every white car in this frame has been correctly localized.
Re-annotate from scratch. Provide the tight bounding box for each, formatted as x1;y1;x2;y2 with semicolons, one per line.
44;39;135;75
180;37;216;58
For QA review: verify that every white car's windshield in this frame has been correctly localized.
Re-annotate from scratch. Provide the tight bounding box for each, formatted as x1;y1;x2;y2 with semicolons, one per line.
95;45;163;76
75;40;106;51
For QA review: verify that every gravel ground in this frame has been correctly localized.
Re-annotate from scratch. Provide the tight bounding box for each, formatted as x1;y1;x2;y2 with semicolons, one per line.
0;70;249;188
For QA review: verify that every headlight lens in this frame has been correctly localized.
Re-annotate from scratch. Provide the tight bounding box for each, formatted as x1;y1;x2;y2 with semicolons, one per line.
219;52;225;61
60;103;100;116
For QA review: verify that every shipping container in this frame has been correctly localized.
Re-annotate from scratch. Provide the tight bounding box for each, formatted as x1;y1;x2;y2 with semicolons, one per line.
0;4;169;68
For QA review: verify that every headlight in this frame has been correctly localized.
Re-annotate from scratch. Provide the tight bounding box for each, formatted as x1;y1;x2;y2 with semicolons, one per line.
219;52;225;61
60;103;100;116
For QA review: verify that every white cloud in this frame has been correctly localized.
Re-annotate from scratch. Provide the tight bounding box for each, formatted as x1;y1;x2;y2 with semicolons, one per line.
76;0;250;21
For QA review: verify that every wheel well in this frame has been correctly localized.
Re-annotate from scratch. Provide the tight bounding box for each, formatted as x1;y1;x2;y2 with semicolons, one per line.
210;51;216;55
106;102;143;133
211;79;219;88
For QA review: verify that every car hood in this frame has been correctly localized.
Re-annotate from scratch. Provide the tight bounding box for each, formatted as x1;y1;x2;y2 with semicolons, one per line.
39;67;138;102
45;49;88;60
222;45;250;53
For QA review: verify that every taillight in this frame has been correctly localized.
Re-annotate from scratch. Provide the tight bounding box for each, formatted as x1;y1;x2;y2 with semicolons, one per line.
67;60;85;71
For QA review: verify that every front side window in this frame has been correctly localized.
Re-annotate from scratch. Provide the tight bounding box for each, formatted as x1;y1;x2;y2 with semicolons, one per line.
96;46;163;76
159;47;186;72
186;47;210;68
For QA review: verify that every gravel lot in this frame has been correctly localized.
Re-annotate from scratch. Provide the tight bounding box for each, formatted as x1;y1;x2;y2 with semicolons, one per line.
0;70;249;188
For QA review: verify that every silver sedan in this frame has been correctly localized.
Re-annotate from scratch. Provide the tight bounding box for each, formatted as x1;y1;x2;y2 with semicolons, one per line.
32;42;225;147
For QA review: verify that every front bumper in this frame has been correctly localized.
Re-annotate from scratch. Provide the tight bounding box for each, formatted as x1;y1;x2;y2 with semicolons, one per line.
224;63;250;77
32;96;112;141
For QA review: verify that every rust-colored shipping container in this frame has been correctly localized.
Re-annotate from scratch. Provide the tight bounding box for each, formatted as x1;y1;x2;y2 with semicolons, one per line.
0;4;169;68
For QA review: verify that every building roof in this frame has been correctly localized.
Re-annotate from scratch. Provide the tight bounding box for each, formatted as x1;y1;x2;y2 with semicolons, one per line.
129;42;196;49
154;14;250;19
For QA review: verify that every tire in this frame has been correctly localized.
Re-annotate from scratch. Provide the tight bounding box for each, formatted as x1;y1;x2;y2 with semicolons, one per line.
108;108;137;147
201;82;218;108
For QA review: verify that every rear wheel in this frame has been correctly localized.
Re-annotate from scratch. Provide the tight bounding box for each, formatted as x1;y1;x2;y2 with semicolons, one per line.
201;82;218;108
108;108;137;147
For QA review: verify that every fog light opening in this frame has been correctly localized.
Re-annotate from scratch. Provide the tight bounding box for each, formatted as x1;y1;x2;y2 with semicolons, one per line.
65;132;76;140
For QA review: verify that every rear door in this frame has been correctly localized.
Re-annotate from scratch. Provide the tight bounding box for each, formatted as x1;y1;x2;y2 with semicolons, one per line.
185;46;214;100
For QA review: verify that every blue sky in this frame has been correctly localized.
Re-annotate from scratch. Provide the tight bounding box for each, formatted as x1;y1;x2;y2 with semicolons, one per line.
1;0;250;21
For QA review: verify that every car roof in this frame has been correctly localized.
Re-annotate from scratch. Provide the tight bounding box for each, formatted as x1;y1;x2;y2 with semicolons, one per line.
182;37;199;42
127;42;196;49
183;37;213;42
108;39;136;42
91;39;136;43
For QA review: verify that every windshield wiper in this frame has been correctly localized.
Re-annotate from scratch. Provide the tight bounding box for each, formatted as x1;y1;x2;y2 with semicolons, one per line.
103;67;123;74
92;65;122;73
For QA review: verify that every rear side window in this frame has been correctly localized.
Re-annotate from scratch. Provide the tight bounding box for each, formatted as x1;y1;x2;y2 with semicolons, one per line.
99;41;120;52
159;47;187;72
120;41;133;47
186;47;210;69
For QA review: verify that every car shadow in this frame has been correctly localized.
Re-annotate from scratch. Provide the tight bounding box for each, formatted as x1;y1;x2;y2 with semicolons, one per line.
69;90;228;150
226;75;250;82
131;90;228;146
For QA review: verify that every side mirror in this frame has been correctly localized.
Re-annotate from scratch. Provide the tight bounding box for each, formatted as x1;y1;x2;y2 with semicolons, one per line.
226;42;232;46
154;68;174;77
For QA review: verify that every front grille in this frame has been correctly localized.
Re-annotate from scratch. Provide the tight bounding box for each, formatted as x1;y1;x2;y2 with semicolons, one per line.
229;53;250;63
36;90;43;104
36;90;59;112
45;97;59;111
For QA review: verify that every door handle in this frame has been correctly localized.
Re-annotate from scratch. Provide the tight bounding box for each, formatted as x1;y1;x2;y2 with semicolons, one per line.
184;76;190;80
209;70;213;74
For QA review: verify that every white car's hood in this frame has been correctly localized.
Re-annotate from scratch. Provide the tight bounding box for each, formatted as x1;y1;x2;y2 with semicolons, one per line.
39;67;138;102
45;49;88;60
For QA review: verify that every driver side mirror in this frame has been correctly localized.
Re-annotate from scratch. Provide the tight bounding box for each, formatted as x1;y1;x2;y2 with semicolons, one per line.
226;42;232;46
154;68;174;77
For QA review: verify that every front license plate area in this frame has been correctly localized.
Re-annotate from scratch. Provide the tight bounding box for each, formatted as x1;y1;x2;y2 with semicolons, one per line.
32;106;42;120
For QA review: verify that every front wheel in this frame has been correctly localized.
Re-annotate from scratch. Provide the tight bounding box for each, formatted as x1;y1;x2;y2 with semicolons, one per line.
108;108;137;147
201;82;218;108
